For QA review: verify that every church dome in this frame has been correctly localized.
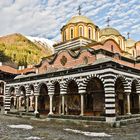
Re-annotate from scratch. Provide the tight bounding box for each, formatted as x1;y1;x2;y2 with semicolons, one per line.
126;38;136;48
67;15;94;25
100;27;121;37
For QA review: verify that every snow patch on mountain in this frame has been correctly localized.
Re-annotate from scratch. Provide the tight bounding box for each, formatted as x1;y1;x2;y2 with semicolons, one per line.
26;36;55;53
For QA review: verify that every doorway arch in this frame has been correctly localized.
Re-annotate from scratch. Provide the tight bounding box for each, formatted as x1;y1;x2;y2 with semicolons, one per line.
9;87;16;110
130;80;139;114
38;83;49;114
66;80;80;115
115;77;127;115
19;86;26;111
85;77;105;116
53;81;60;114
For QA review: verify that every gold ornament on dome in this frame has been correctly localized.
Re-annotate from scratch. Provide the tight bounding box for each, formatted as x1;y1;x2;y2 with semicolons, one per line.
60;56;67;66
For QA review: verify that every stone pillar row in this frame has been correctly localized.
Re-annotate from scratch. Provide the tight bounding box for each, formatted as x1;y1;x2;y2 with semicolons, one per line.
15;90;140;119
26;96;29;112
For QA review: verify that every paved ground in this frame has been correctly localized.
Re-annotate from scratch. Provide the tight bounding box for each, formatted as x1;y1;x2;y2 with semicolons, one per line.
0;115;140;140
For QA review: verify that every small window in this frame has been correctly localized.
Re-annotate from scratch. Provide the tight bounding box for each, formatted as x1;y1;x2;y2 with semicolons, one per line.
60;56;67;66
79;26;84;37
63;31;66;41
111;45;114;52
88;27;92;39
70;27;74;39
83;56;88;65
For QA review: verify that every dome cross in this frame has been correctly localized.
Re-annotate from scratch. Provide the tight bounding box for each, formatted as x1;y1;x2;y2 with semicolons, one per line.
77;5;82;15
127;32;130;39
106;17;111;27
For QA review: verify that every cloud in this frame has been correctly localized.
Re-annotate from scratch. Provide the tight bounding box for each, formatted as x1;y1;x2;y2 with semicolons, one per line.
0;0;139;41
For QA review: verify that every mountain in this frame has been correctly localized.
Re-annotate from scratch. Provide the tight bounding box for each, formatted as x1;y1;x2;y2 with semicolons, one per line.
26;36;55;54
0;33;54;68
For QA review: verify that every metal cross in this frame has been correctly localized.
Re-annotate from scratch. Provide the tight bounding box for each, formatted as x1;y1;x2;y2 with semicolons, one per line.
127;32;130;39
106;17;111;27
78;5;81;15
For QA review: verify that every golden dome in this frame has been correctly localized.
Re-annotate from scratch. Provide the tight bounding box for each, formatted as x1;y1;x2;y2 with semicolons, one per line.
126;38;136;48
100;27;121;37
67;15;94;25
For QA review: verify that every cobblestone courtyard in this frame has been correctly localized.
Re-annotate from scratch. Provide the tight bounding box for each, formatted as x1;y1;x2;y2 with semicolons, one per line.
0;115;140;140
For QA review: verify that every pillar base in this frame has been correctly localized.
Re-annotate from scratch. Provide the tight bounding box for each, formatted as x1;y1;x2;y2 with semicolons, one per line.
34;111;39;114
48;112;54;115
4;111;7;114
126;113;131;115
106;117;116;123
34;111;40;118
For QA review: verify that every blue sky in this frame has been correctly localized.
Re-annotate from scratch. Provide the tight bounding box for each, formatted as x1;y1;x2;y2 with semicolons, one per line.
0;0;140;41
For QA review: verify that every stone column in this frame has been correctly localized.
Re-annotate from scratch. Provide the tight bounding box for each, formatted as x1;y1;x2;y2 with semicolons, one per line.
16;96;19;111
34;95;39;114
126;93;131;115
49;94;53;115
14;97;16;108
19;97;21;111
62;94;65;115
30;96;32;108
80;94;84;116
26;96;29;112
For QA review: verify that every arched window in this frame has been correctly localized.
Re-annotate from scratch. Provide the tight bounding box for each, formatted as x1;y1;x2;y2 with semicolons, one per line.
70;27;74;39
111;45;114;52
88;27;92;39
63;30;66;41
79;26;84;37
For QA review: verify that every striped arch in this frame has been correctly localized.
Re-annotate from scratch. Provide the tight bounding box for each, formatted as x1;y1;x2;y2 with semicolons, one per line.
18;85;27;96
62;77;80;94
80;74;105;93
50;80;61;94
37;82;48;92
114;75;131;93
27;84;35;95
131;78;140;94
84;74;104;84
8;86;16;95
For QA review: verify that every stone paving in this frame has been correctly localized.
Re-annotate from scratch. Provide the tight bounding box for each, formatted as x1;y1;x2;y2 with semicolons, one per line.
0;115;140;140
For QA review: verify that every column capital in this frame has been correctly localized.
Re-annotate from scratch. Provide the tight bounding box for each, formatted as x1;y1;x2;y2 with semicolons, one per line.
79;92;85;95
48;93;54;96
26;94;30;97
34;94;39;96
79;89;86;94
126;92;131;96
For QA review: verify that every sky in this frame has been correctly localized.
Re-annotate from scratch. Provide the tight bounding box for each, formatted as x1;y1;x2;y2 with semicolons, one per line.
0;0;140;41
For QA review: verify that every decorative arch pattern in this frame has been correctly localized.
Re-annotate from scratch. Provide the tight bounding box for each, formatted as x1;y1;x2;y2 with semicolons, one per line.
27;84;35;95
80;74;104;93
37;82;48;93
62;77;80;94
18;85;27;96
130;79;140;94
114;75;131;93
